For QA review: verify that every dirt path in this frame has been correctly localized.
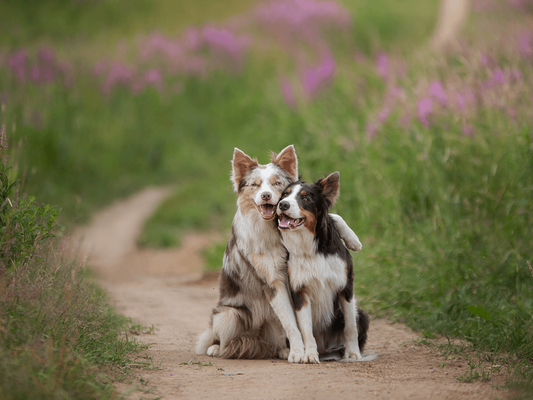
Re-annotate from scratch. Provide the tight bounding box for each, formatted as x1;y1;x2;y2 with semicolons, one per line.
73;188;509;400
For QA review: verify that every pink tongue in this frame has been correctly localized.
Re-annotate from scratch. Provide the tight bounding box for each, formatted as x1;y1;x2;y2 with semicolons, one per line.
279;216;291;228
262;205;273;217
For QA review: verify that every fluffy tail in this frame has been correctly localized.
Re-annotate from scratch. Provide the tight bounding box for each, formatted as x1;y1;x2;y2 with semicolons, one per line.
220;333;277;359
357;308;370;353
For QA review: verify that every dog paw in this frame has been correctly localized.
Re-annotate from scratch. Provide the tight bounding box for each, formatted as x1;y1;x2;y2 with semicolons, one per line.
207;344;220;357
344;350;362;360
288;348;305;363
344;237;363;252
277;347;290;360
301;352;320;364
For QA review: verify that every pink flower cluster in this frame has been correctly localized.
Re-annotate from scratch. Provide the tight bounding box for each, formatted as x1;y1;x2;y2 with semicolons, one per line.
92;0;350;97
6;47;72;87
364;35;531;139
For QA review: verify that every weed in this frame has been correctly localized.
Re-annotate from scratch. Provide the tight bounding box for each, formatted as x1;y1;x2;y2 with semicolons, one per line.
179;359;213;367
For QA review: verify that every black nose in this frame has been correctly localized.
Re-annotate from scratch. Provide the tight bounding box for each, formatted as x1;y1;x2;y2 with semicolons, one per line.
261;192;271;201
279;201;289;211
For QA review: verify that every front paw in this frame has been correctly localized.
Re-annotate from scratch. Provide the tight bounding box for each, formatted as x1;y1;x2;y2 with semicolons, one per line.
288;347;305;363
301;352;320;364
277;347;290;360
344;349;362;360
207;344;220;357
345;238;362;252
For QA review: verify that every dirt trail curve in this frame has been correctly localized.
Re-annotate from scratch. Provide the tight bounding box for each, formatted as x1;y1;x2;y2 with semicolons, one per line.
73;188;508;400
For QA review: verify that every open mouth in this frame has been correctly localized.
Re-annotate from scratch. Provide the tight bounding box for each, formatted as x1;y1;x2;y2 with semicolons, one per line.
278;214;305;230
258;204;276;220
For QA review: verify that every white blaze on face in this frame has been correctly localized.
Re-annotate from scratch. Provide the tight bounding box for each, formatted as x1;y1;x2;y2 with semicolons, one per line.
277;184;306;230
244;164;290;220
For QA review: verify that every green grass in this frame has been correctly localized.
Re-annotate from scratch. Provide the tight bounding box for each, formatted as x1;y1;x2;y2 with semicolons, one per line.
0;249;152;399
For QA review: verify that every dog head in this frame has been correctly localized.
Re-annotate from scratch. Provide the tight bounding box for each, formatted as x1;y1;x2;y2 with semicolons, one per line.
277;172;340;233
231;145;299;220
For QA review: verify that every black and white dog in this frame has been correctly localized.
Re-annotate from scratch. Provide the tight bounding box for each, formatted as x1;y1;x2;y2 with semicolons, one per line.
277;172;369;363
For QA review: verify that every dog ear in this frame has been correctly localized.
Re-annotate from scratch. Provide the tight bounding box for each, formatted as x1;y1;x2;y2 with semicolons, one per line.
317;172;340;207
231;148;259;192
271;145;298;181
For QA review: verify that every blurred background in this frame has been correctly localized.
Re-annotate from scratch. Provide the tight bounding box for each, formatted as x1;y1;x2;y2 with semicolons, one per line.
1;0;532;390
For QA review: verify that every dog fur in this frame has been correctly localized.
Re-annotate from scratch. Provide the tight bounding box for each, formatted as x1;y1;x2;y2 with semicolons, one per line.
195;146;362;362
277;172;369;363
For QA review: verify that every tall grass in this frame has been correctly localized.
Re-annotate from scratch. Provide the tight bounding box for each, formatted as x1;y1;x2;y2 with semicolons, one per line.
0;127;150;397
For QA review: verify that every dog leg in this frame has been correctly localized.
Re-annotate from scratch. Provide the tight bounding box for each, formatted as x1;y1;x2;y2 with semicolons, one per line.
195;327;215;355
330;214;362;252
295;294;320;364
269;286;305;363
339;295;363;360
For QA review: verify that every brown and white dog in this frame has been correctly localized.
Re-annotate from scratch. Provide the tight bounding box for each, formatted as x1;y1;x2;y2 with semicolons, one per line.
195;146;362;362
277;172;369;363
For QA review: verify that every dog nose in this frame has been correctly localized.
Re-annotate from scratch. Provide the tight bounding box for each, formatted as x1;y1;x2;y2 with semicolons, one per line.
261;192;271;201
279;201;289;211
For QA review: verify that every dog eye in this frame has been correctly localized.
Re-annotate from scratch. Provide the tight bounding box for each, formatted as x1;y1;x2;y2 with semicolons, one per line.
274;182;282;186
302;196;308;201
251;183;259;187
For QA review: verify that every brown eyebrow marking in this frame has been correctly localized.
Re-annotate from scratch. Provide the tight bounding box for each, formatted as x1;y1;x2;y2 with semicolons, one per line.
285;187;291;193
301;190;307;196
270;175;281;185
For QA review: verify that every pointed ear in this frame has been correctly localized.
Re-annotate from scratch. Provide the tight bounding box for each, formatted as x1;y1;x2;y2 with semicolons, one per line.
231;148;258;192
270;144;298;181
317;172;340;207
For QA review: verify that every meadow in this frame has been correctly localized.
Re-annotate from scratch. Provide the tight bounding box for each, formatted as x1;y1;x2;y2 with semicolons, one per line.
1;0;532;397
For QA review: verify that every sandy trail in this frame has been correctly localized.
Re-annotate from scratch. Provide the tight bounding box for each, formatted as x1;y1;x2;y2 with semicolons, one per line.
73;188;508;400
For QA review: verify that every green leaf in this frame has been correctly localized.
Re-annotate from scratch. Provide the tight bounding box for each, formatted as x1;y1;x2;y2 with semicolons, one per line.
467;305;493;321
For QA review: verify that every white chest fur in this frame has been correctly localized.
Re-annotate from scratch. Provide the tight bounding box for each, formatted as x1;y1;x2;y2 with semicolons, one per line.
281;229;348;329
232;209;287;284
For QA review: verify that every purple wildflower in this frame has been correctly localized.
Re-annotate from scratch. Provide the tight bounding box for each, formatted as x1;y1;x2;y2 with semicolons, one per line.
280;78;295;108
301;53;336;97
93;61;108;77
102;61;135;94
377;106;390;124
183;27;203;51
366;122;378;139
202;26;250;60
35;46;56;83
461;122;475;137
140;32;182;62
478;52;491;67
417;97;432;128
375;52;389;80
144;69;162;84
456;93;466;111
492;68;505;84
8;49;28;82
255;0;351;32
517;32;532;58
429;81;447;105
